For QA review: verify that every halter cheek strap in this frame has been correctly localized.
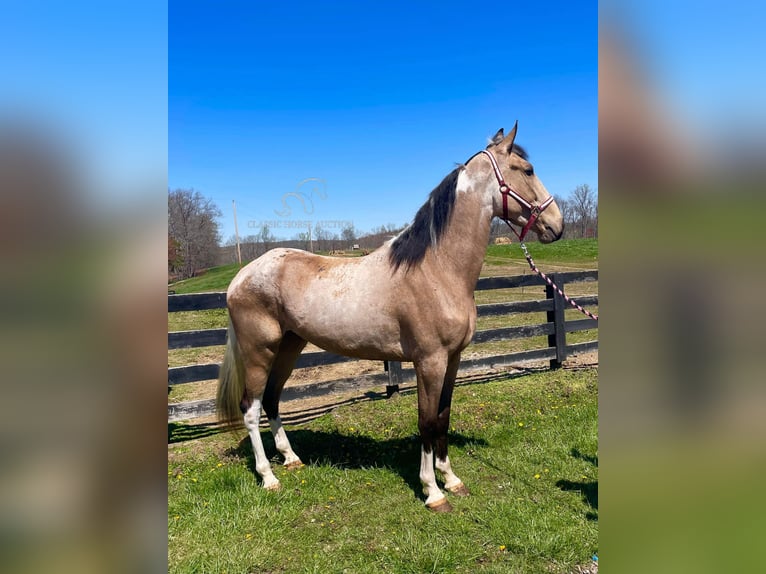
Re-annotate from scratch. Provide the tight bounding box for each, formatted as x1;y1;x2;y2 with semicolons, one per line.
477;149;555;241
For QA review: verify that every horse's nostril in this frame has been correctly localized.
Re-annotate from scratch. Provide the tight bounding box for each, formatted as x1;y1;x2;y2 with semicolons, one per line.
546;225;563;240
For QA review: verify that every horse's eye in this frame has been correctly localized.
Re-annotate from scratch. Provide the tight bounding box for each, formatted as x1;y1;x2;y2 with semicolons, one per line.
524;167;534;176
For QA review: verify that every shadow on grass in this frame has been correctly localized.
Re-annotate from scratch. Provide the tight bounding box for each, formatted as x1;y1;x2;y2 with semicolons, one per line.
556;447;598;521
226;430;487;500
167;364;563;444
168;421;227;443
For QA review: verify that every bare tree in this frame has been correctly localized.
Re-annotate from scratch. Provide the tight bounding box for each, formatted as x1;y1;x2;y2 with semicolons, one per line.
168;234;183;275
220;234;240;264
313;222;328;252
553;195;574;239
570;184;597;238
168;188;222;278
240;234;259;261
257;224;275;256
295;231;311;251
341;223;357;247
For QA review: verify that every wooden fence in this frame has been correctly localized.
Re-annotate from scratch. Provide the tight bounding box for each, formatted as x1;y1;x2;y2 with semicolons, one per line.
168;271;598;422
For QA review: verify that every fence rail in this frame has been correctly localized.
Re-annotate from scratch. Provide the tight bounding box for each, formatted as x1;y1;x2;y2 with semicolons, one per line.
168;271;598;421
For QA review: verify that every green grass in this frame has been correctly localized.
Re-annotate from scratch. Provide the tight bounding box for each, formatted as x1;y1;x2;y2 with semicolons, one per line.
485;238;598;266
168;367;597;573
168;308;229;332
169;263;242;294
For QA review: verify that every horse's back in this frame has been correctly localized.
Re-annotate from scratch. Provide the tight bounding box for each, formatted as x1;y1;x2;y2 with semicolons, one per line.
227;247;405;358
227;247;375;313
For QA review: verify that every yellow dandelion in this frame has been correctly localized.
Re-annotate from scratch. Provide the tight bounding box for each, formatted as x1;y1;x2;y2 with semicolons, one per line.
499;545;506;551
544;468;549;473
518;422;524;427
245;533;252;539
534;473;541;479
301;479;306;485
216;463;223;468
191;478;198;482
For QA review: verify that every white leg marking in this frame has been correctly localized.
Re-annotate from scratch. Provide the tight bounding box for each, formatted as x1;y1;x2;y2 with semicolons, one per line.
243;399;279;490
269;417;302;466
436;455;464;490
419;446;446;506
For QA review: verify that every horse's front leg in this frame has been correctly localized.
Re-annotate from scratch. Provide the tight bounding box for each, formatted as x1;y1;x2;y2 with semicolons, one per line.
415;352;467;512
434;353;469;497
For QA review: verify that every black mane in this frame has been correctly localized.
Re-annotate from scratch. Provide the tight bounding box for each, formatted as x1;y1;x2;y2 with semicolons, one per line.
511;143;529;161
388;167;462;271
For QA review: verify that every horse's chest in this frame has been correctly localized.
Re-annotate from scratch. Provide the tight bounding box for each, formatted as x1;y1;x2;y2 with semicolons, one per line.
429;299;477;344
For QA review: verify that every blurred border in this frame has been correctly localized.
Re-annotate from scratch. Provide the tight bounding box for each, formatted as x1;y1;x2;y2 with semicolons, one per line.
600;3;766;572
0;2;168;573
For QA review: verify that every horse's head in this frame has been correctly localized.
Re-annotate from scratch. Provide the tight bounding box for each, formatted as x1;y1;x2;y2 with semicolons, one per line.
482;122;564;243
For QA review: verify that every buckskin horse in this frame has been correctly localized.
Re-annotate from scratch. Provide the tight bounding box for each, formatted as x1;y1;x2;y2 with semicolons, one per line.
217;123;564;511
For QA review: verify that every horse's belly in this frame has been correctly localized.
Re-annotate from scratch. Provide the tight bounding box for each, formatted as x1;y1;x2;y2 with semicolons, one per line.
284;292;404;360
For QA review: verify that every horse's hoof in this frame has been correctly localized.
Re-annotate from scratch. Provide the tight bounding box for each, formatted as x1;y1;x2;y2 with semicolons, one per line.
284;460;304;471
447;482;470;497
264;481;281;492
426;498;453;513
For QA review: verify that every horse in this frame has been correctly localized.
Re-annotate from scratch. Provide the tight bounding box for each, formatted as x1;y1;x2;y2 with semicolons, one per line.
216;122;564;511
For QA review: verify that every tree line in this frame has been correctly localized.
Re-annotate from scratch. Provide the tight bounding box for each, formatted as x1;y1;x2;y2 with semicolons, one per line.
488;183;598;242
169;183;596;280
168;188;222;280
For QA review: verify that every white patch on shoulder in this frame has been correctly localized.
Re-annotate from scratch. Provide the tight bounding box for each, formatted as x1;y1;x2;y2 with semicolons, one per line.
455;168;473;194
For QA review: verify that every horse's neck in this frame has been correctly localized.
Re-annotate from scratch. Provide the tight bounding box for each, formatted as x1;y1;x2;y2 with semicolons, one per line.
426;181;493;294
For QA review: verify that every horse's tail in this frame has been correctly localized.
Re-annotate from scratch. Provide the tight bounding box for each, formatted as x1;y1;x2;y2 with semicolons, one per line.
216;318;245;428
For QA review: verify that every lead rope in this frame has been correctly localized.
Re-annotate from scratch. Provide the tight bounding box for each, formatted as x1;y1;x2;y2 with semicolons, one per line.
504;221;599;321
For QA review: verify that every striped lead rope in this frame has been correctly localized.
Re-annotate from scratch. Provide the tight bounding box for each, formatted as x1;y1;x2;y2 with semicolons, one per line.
517;239;599;321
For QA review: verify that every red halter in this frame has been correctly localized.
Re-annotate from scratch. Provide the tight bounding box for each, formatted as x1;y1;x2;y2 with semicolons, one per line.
477;149;555;241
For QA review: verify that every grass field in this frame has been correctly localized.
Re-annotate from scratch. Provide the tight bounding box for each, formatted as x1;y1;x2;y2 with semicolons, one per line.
169;366;598;573
484;238;598;267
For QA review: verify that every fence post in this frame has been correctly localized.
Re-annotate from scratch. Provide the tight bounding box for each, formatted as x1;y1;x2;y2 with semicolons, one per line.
546;274;567;369
384;361;403;397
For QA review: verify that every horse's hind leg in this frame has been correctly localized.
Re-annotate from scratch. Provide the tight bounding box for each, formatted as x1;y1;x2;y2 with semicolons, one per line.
241;360;280;490
235;315;283;490
262;331;307;469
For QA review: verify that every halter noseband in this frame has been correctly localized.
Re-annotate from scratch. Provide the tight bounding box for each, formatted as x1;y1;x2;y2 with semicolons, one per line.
476;149;555;241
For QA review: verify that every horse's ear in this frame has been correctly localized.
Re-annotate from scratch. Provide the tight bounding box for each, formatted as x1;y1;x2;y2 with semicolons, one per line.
502;121;518;152
488;128;505;147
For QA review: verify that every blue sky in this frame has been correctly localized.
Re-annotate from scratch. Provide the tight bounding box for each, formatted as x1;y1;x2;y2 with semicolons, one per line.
170;1;597;242
1;2;167;202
